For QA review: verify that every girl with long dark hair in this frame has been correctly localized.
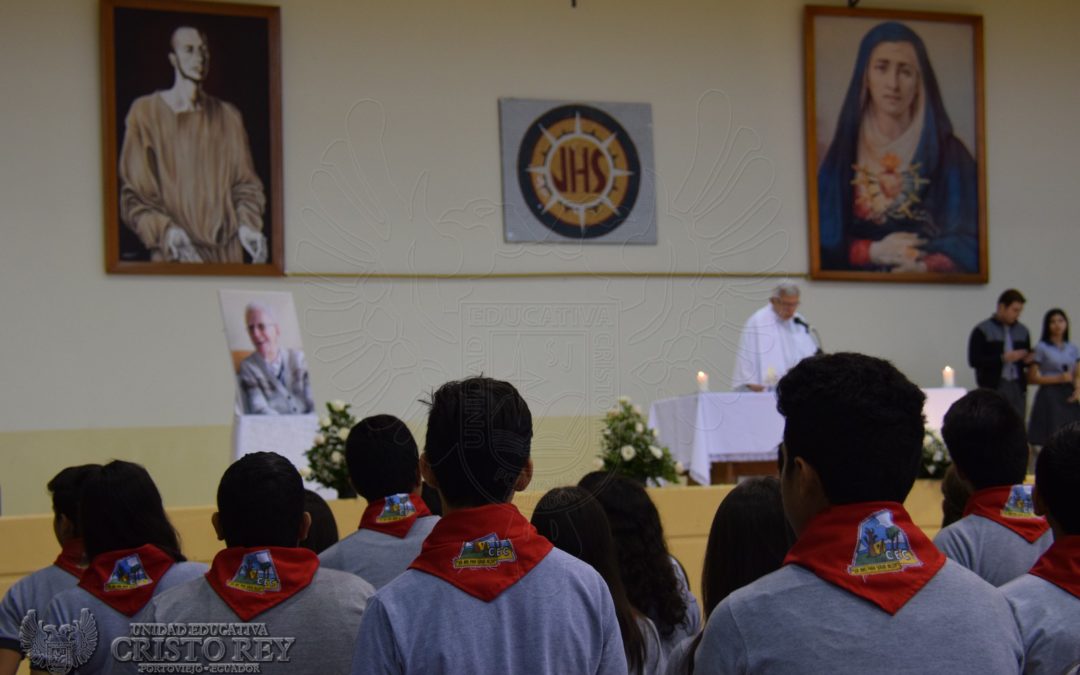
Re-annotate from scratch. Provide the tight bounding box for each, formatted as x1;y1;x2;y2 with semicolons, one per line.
39;461;207;674
532;486;666;674
665;476;794;674
578;472;700;656
1028;308;1080;446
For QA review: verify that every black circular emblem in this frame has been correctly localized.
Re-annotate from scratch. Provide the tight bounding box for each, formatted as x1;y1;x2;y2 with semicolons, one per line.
517;104;641;239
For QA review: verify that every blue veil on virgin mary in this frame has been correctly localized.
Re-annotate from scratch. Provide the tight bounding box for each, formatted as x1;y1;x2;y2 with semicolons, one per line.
817;22;978;273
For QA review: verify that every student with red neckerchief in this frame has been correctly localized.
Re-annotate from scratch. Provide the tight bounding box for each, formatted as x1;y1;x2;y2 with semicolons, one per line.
125;452;375;674
934;389;1053;586
34;462;207;675
694;353;1023;674
351;377;627;674
319;415;440;589
0;465;99;675
1002;423;1080;673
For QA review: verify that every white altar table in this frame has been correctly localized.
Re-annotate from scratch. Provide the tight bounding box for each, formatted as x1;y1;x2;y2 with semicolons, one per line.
649;387;966;486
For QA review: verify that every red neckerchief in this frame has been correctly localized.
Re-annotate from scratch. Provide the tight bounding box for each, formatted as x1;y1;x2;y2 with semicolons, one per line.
1029;536;1080;601
53;538;87;578
409;503;553;602
784;502;945;615
964;485;1049;543
358;493;432;538
205;546;320;621
78;544;175;617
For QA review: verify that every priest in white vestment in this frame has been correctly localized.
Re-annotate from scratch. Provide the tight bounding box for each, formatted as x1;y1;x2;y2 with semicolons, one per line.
732;284;820;391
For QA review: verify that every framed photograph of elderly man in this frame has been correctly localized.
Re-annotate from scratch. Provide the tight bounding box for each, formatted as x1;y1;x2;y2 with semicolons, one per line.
805;6;987;284
102;0;283;276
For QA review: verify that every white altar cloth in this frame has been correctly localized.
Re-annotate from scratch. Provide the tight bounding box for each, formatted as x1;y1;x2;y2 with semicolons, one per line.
649;388;966;486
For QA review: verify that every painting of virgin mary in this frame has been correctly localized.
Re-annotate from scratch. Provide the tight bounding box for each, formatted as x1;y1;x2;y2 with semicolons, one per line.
807;9;986;282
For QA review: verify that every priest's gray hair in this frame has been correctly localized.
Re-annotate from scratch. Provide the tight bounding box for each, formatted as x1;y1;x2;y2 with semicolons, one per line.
244;301;278;325
771;282;800;299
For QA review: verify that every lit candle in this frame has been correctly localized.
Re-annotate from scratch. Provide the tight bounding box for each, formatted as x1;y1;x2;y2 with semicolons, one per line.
697;371;709;393
943;366;955;388
765;367;778;388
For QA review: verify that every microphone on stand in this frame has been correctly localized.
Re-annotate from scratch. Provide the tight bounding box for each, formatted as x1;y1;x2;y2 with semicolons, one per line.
793;317;824;355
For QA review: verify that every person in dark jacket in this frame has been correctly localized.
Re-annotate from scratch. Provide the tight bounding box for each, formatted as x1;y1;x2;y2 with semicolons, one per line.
969;288;1032;417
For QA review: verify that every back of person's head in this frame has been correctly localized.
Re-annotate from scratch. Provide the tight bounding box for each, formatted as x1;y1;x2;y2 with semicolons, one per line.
423;377;532;508
776;352;926;504
531;486;646;672
997;288;1026;307
300;490;339;555
942;389;1028;490
48;464;101;538
772;282;800;299
940;465;973;528
217;452;305;548
346;415;420;501
578;471;687;637
1035;423;1080;535
701;477;794;619
80;461;184;562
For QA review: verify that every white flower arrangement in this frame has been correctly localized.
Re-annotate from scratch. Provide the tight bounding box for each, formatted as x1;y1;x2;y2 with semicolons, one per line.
919;428;952;478
304;401;358;496
597;397;681;484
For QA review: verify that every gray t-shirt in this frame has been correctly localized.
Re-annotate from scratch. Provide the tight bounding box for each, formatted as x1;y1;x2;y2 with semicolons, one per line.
935;514;1054;586
0;564;79;650
636;614;667;675
1003;573;1080;675
694;561;1023;674
350;548;628;674
319;515;439;589
119;567;375;674
42;561;207;675
662;635;696;675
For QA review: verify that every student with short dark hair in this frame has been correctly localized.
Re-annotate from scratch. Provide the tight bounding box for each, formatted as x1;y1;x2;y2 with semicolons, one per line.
300;489;339;555
694;353;1023;673
579;472;700;656
130;452;375;674
934;389;1052;586
351;377;626;674
319;415;438;589
1002;423;1080;673
35;461;206;675
0;465;99;675
532;486;664;675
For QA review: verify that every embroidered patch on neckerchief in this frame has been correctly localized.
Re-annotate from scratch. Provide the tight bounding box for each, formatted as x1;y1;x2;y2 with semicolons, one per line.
206;547;320;621
78;544;175;616
358;493;432;539
409;503;553;602
784;502;945;615
964;485;1049;543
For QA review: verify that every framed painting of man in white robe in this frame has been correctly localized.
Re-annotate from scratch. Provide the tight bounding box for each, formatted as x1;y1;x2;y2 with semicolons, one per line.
102;0;283;276
805;6;987;284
